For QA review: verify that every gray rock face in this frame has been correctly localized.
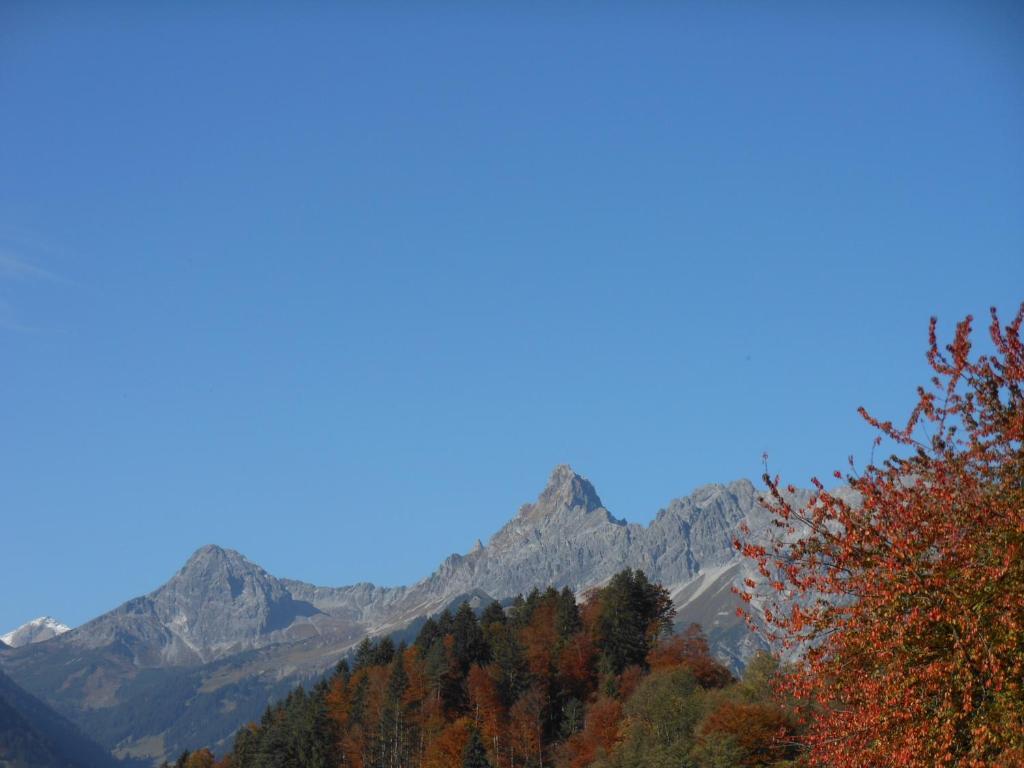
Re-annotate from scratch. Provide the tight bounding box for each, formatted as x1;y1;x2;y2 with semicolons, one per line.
62;544;327;667
0;465;791;764
388;466;766;611
149;545;323;659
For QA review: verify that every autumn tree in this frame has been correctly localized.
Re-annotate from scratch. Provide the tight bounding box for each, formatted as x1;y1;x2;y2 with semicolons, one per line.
467;664;504;756
692;701;798;768
558;696;622;768
736;305;1024;767
646;623;733;689
597;666;706;768
423;718;472;768
184;749;216;768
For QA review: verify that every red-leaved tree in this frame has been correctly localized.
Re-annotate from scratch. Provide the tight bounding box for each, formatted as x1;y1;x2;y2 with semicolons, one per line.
736;305;1024;767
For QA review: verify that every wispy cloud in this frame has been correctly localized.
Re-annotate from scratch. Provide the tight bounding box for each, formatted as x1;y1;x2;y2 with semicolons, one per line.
0;250;59;282
0;299;38;332
0;245;64;332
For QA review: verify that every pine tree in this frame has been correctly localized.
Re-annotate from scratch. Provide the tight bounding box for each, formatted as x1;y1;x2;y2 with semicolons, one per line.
490;624;530;708
452;602;489;672
436;608;455;637
415;616;441;653
595;568;675;675
555;586;581;640
334;657;351;683
480;600;506;629
375;636;396;666
353;637;375;672
461;727;493;768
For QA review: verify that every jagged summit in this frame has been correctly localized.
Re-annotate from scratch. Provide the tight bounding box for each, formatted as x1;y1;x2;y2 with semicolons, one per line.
162;544;278;603
179;543;251;571
519;464;604;520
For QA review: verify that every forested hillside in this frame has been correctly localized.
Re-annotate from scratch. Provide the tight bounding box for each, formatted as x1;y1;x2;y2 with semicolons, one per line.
168;569;798;768
0;669;121;768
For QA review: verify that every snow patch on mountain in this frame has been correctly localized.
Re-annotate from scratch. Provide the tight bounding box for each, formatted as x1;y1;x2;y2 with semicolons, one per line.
0;616;71;648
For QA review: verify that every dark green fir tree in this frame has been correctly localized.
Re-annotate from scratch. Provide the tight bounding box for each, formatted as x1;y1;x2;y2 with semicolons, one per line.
461;727;493;768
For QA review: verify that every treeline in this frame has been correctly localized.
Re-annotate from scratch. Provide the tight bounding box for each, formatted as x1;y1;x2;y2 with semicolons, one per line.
169;569;800;768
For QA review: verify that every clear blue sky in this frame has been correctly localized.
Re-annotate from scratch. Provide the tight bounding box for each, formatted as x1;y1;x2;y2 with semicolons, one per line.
1;2;1021;632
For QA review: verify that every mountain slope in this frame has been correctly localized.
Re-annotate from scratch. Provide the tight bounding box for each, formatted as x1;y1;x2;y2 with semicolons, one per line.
0;669;120;768
0;466;788;763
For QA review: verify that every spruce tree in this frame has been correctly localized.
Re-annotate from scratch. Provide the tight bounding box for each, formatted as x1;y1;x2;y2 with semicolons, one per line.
452;602;488;672
490;624;530;708
414;616;440;653
480;600;506;629
596;568;675;675
555;586;581;640
353;637;375;672
436;608;455;637
461;727;493;768
374;636;396;666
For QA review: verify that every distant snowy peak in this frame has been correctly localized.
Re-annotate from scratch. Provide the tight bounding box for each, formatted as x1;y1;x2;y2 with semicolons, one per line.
0;616;71;648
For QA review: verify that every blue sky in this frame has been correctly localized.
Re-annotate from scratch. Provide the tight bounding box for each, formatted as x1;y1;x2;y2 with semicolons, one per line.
1;2;1021;632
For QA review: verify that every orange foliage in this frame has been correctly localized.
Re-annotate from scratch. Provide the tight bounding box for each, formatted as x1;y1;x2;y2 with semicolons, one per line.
422;717;472;768
647;624;734;688
507;686;545;767
616;665;643;700
183;749;216;768
559;695;622;768
556;631;597;701
467;664;504;739
737;305;1024;767
697;701;796;767
519;601;558;680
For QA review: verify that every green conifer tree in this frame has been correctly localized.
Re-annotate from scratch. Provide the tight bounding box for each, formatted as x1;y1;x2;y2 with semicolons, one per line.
452;602;489;672
462;727;493;768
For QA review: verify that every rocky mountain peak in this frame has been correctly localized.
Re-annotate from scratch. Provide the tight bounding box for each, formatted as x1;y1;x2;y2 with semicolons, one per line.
527;464;604;517
0;617;71;649
179;543;247;572
150;545;312;654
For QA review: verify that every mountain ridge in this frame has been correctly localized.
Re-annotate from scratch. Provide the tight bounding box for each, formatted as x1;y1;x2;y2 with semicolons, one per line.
1;465;793;763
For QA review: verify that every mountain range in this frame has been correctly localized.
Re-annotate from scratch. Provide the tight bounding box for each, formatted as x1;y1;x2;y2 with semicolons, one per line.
0;465;802;764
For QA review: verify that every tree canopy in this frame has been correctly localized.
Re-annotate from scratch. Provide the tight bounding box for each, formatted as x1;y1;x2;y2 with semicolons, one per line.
198;572;791;768
737;305;1024;767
